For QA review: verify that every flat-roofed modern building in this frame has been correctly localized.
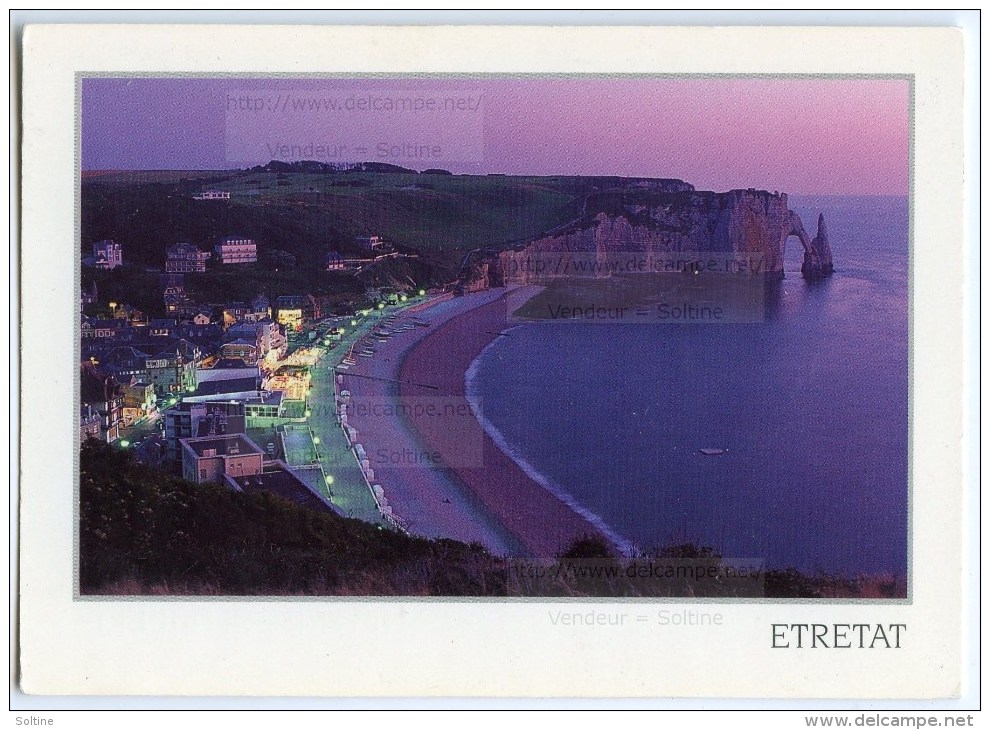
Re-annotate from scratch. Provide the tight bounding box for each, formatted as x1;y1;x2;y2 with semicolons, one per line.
181;433;264;484
164;400;247;462
229;461;336;513
214;236;257;265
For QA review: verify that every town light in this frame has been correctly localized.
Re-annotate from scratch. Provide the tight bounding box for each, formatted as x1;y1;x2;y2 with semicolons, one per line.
418;289;426;296
350;320;357;326
325;474;334;486
305;409;312;417
400;295;408;302
313;436;320;445
120;440;130;448
377;302;385;309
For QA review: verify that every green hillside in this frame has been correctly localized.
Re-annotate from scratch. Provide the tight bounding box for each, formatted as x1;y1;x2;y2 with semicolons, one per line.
80;168;594;270
79;440;900;598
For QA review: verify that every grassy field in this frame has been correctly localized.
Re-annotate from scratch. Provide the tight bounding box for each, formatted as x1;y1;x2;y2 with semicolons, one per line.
80;167;694;316
81;169;590;267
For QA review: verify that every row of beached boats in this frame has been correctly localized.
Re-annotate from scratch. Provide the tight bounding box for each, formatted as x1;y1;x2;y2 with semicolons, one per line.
337;314;431;369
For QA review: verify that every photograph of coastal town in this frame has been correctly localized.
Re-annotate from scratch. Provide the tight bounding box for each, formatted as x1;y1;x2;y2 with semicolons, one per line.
77;76;909;598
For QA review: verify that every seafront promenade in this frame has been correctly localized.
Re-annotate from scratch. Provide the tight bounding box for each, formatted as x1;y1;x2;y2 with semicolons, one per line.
296;286;615;557
320;290;524;553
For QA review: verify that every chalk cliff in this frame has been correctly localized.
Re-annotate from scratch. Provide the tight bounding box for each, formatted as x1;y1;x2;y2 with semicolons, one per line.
460;186;833;290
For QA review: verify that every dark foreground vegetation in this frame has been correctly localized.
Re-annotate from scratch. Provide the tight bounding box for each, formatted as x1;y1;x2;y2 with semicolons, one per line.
79;441;905;598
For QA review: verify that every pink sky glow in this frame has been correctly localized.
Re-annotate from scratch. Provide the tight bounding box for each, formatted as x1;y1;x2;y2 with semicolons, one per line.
82;76;910;195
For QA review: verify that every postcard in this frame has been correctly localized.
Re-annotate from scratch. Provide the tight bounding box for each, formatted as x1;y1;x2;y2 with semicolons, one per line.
18;24;968;699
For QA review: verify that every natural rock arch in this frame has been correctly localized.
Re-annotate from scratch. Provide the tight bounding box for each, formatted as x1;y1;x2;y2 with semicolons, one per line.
783;210;813;256
782;210;834;280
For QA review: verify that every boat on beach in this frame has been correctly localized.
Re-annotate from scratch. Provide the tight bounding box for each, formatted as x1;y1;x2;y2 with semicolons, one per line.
699;448;727;455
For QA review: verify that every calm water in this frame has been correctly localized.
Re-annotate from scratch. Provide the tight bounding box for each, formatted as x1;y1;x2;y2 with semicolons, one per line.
467;196;909;575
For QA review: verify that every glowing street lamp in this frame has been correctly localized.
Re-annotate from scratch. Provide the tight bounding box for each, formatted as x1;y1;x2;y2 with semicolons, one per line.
418;289;426;297
313;436;321;445
324;474;334;486
119;440;130;448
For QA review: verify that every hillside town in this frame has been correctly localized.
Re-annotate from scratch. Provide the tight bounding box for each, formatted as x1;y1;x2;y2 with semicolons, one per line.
80;233;427;525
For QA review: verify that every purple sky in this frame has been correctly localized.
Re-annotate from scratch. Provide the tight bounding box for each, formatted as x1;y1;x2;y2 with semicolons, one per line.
82;77;909;195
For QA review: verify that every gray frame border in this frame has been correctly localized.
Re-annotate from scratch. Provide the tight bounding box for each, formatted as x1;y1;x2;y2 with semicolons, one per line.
72;71;916;606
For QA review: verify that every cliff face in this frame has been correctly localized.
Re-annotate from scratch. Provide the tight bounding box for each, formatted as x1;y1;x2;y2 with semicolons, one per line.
471;188;833;285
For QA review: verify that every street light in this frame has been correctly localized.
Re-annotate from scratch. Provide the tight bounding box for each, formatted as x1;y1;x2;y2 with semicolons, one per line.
418;289;426;297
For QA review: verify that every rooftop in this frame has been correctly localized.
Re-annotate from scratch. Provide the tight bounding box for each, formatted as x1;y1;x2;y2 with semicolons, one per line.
181;433;263;458
272;365;309;376
213;357;256;368
231;462;333;513
274;295;311;307
193;377;261;397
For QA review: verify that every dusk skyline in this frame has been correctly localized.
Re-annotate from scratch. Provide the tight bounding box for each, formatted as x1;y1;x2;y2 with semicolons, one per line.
82;76;910;195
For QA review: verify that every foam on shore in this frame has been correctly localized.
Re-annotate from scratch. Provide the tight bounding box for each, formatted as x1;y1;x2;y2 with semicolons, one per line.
396;288;628;558
465;330;637;558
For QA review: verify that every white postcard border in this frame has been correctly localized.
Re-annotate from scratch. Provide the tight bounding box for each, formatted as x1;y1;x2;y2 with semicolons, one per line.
19;24;965;698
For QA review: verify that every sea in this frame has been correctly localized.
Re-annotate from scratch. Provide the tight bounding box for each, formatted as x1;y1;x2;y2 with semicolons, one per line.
466;196;909;576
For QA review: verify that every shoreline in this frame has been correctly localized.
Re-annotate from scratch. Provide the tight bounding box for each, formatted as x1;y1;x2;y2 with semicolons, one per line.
464;340;638;558
331;290;526;555
397;288;619;559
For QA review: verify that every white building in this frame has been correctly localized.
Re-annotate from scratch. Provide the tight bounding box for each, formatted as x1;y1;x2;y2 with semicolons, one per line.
355;235;387;252
193;190;231;200
214;237;258;265
181;434;264;485
92;240;123;270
